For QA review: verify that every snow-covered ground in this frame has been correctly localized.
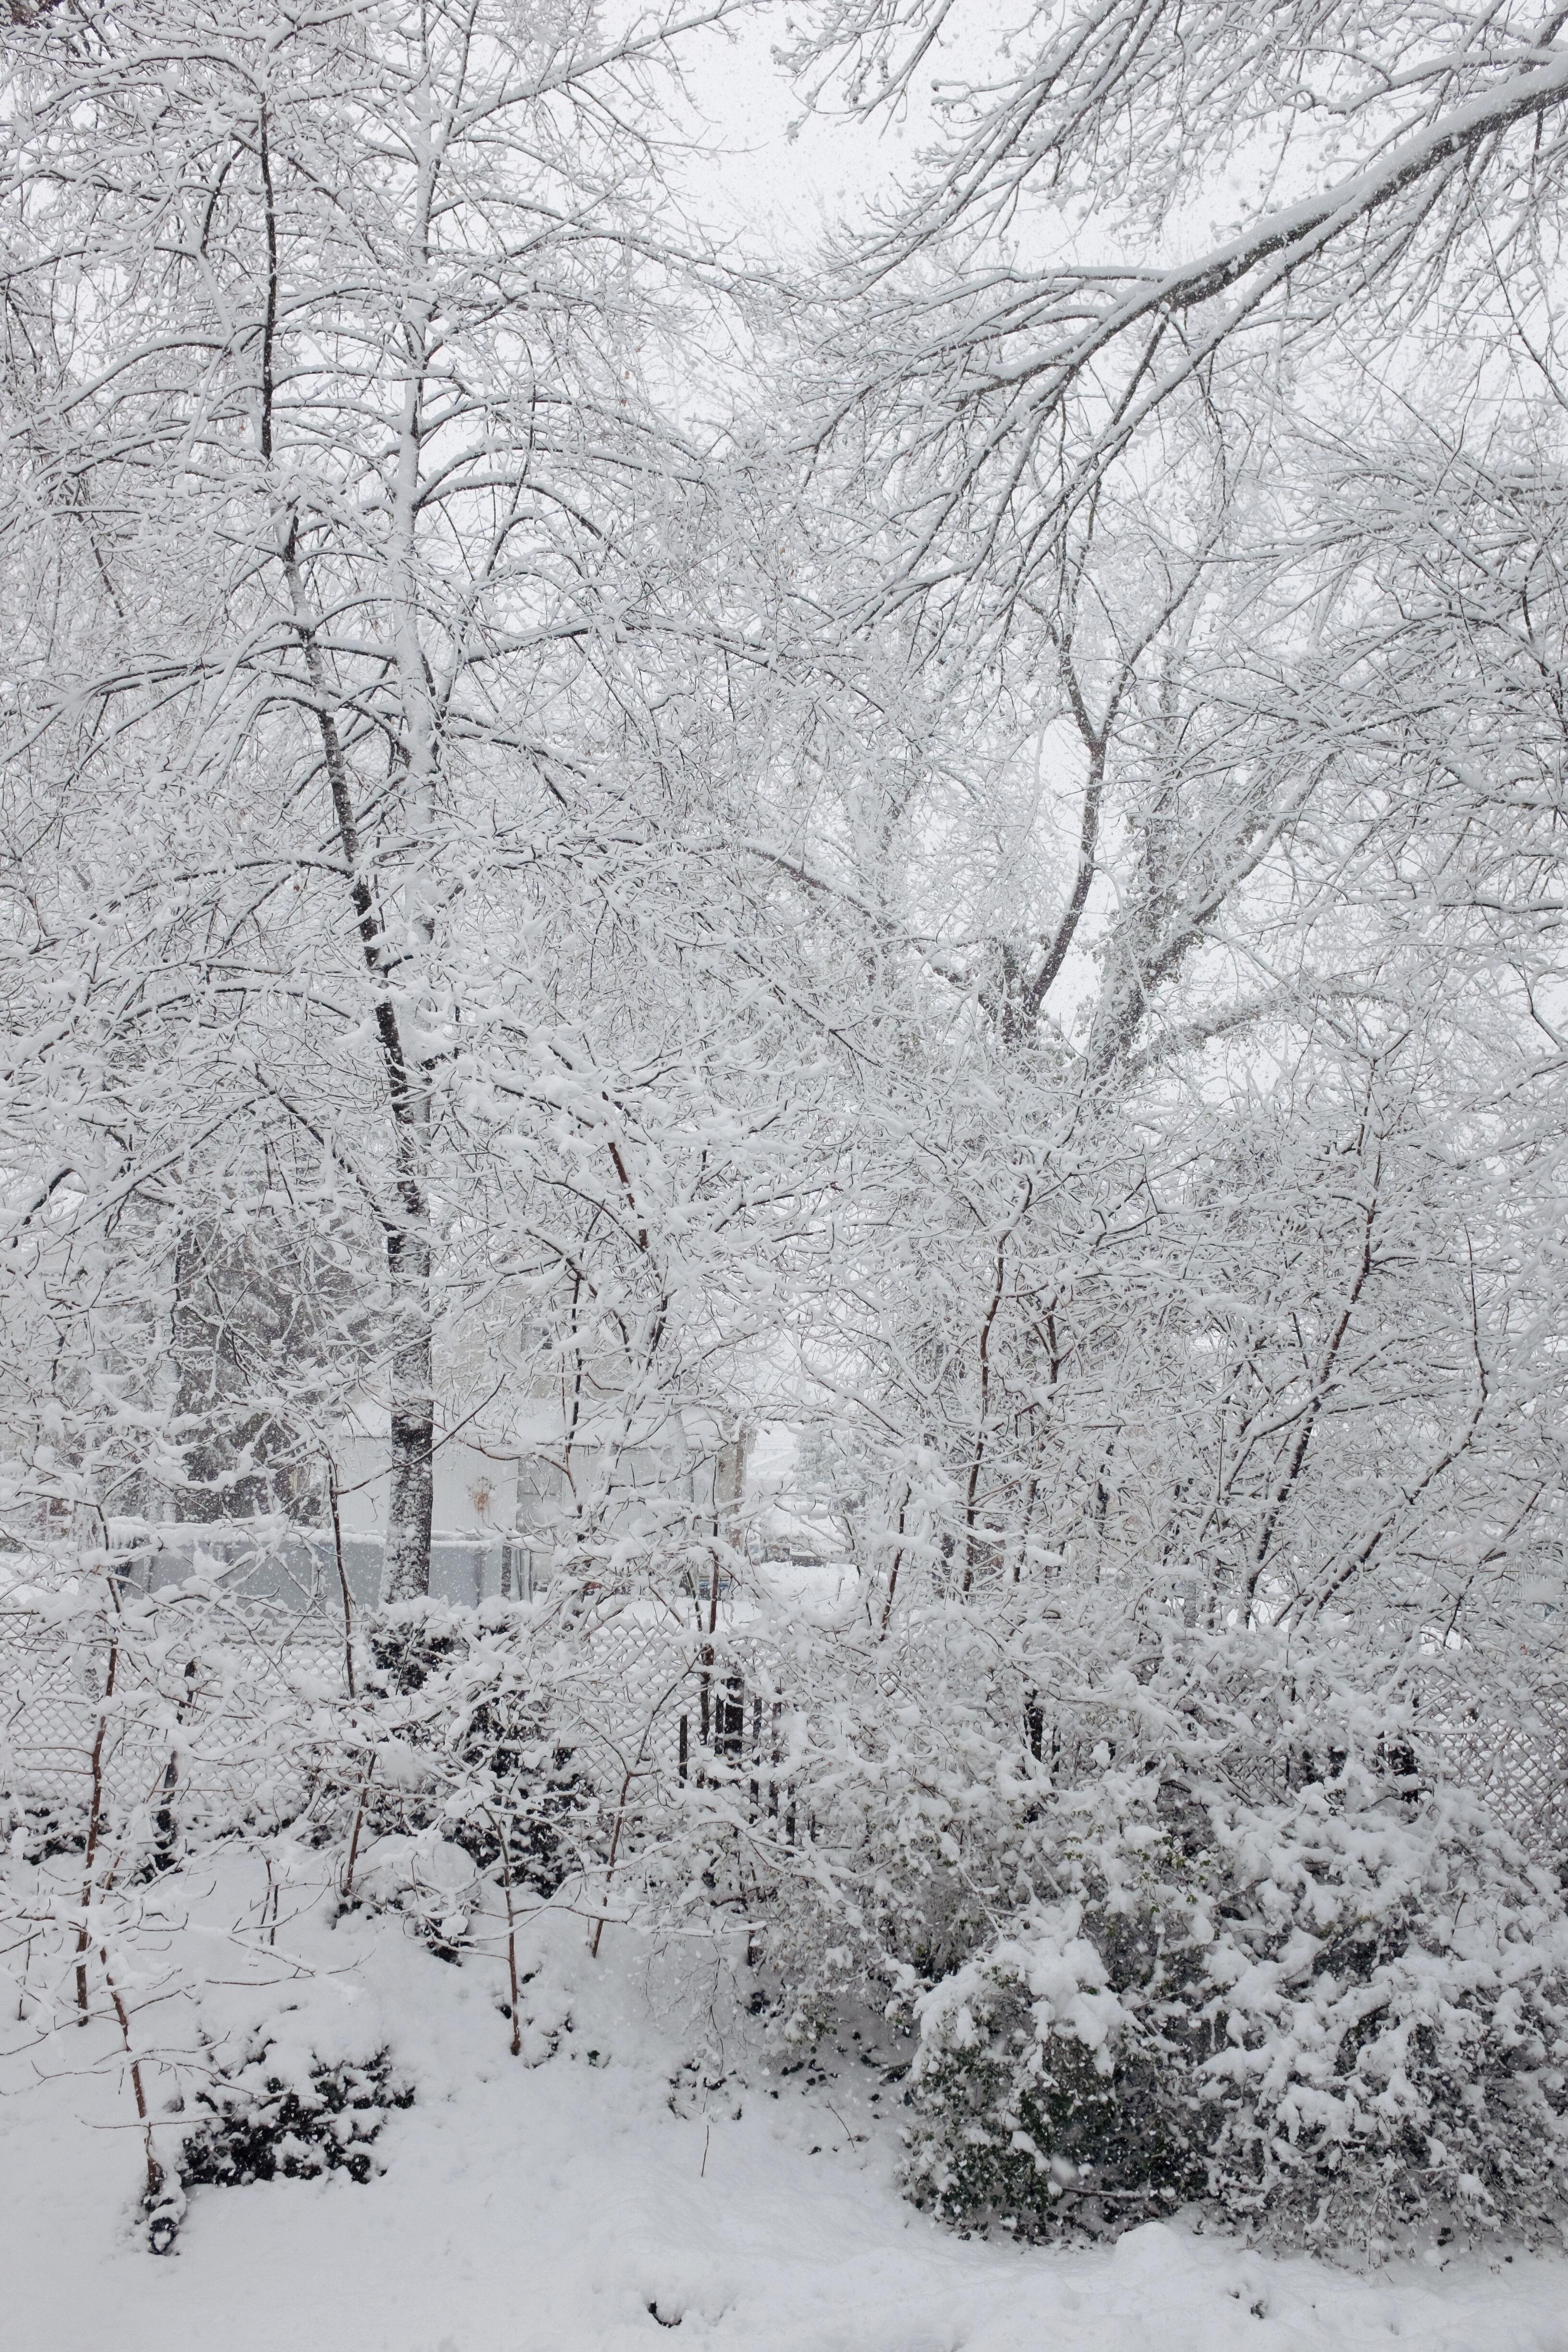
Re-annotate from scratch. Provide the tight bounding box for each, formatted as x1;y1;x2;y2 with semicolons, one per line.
5;1862;1564;2352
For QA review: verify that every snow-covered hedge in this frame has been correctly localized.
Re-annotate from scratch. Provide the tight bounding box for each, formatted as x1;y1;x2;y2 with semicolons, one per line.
737;1600;1568;2249
895;1721;1568;2248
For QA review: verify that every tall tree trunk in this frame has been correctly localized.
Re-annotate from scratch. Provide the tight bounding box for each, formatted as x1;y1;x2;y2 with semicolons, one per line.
380;81;441;1604
383;1136;435;1603
262;109;437;1600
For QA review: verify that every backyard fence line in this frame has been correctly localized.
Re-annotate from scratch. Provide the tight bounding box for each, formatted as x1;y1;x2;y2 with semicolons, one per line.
2;1558;1563;1864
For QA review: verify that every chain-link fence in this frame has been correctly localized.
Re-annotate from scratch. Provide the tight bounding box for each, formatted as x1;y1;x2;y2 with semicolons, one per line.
1431;1699;1568;1858
0;1590;339;1838
3;1554;1564;1867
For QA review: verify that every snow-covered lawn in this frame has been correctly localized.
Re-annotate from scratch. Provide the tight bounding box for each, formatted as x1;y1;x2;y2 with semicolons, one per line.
4;1867;1564;2352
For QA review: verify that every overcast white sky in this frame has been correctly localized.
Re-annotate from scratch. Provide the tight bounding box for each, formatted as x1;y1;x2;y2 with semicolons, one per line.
671;8;949;255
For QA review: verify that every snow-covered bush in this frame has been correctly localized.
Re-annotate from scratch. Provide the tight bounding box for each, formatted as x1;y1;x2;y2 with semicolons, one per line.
349;1829;483;1956
361;1600;598;1905
903;1897;1207;2236
1200;1772;1568;2245
178;2039;412;2190
898;1750;1568;2248
732;1594;1568;2248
